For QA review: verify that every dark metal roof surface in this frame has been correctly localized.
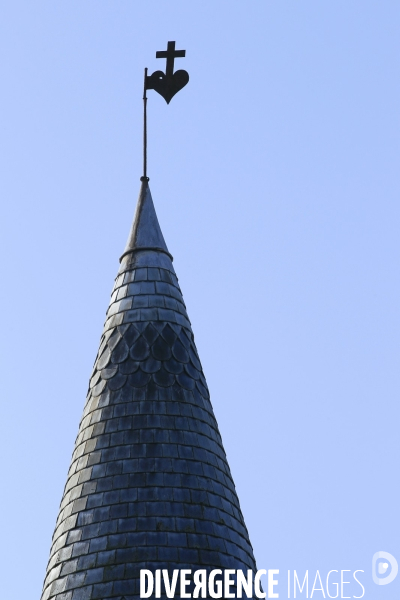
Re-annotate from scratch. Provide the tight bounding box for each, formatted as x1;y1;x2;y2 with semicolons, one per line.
40;182;257;600
121;181;171;261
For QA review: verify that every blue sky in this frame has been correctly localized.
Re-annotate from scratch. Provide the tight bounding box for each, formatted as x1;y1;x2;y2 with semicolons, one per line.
0;2;399;598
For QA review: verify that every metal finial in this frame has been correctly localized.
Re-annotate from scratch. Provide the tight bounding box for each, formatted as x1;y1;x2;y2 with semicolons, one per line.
141;41;189;179
142;68;149;181
147;41;189;104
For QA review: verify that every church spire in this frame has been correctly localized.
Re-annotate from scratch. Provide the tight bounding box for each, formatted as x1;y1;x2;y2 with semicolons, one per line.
40;43;258;600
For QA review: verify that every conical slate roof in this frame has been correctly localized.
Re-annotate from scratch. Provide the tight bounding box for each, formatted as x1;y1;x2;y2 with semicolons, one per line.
41;180;257;600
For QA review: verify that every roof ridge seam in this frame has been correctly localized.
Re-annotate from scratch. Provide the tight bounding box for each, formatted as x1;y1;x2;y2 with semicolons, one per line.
120;247;174;262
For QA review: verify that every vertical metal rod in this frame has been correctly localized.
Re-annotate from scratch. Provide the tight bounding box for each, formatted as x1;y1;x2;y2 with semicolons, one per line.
143;68;148;180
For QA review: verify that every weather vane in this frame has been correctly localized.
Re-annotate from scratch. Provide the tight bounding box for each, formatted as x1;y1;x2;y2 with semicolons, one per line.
141;41;189;181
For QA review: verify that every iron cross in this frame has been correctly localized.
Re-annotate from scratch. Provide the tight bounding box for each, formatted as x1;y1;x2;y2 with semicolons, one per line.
156;41;186;78
142;41;189;175
145;40;189;104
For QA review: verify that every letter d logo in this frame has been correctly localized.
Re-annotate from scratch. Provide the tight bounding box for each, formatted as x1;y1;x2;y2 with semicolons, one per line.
372;551;398;585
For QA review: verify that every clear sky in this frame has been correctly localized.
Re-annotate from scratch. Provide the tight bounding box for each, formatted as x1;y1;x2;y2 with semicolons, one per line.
0;2;399;599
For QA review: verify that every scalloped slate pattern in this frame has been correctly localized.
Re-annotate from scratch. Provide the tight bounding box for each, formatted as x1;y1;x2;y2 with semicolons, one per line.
40;263;257;600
